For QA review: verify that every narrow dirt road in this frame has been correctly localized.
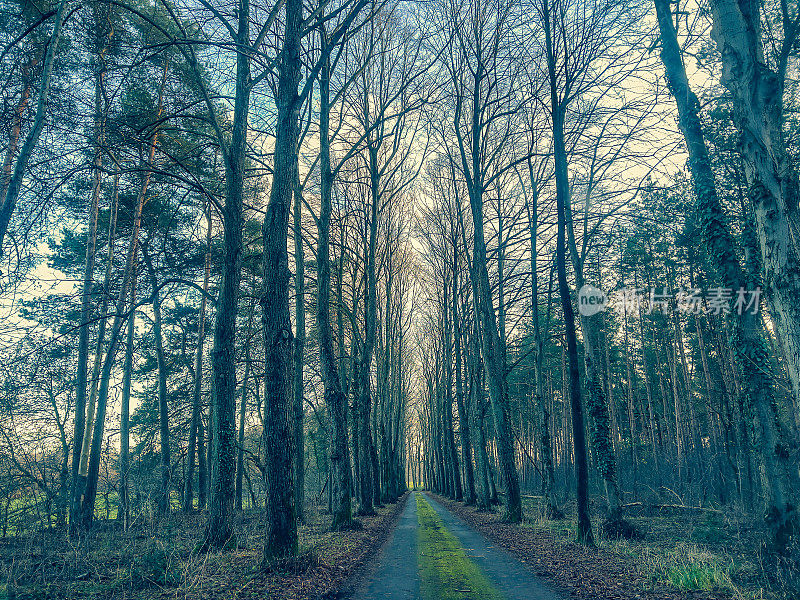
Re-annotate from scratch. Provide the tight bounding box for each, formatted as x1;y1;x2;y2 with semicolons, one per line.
350;492;561;600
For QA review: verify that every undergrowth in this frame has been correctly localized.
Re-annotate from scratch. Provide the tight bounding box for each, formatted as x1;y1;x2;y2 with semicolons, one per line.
0;500;402;600
519;496;775;599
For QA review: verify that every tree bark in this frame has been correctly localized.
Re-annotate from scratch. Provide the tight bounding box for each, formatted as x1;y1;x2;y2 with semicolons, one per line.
461;126;522;523
706;0;800;408
146;254;171;516
80;172;147;527
185;207;211;512
317;45;353;531
545;11;594;538
119;259;134;530
469;323;492;511
80;58;166;527
261;0;302;560
70;2;107;532
563;169;625;522
204;0;251;549
355;140;381;516
454;260;476;505
525;170;561;518
235;306;254;511
293;171;306;522
443;272;462;501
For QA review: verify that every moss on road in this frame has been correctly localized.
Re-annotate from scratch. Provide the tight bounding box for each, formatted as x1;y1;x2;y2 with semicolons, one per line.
416;494;505;600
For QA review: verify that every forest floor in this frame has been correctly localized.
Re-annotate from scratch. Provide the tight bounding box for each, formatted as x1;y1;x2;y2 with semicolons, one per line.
0;494;407;600
1;491;784;600
431;492;782;600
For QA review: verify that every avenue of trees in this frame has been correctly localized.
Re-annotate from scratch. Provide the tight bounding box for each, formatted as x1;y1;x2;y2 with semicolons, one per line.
1;0;800;587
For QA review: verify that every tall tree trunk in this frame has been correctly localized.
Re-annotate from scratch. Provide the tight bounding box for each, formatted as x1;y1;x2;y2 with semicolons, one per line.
70;3;107;532
293;172;306;523
119;261;135;530
455;43;523;521
707;0;800;408
377;281;393;503
463;156;522;522
198;407;208;509
147;255;171;516
495;207;507;371
443;273;462;501
526;173;561;519
546;31;594;541
185;207;211;512
0;63;34;219
235;306;254;511
622;294;639;493
563;185;625;523
80;59;166;527
655;0;798;558
80;170;147;527
205;0;250;548
317;45;353;531
581;313;624;520
470;324;492;511
55;405;69;527
261;0;302;560
602;325;620;451
454;262;476;505
355;141;382;516
433;370;446;495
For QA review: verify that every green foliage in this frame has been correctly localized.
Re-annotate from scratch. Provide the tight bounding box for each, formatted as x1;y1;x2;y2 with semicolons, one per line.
47;228;86;277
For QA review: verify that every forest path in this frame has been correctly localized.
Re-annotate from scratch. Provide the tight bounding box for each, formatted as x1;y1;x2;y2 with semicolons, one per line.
349;492;561;600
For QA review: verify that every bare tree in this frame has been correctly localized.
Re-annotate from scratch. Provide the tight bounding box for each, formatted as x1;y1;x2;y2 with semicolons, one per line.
432;0;528;522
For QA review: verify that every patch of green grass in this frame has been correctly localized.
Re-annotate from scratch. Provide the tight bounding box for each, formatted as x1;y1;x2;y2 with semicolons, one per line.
662;551;736;591
666;561;726;590
631;542;740;593
416;494;505;600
